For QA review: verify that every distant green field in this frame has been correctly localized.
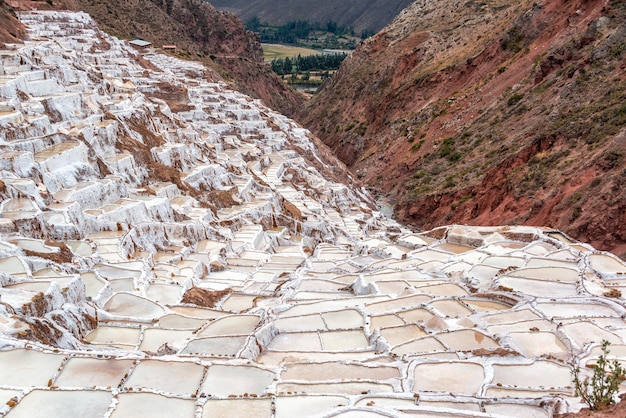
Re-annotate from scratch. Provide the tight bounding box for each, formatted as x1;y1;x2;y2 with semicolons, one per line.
262;43;321;62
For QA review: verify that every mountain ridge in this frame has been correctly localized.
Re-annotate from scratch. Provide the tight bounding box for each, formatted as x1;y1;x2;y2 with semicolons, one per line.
206;0;414;33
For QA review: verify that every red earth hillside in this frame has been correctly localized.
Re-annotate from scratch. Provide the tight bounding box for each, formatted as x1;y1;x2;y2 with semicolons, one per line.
299;0;626;258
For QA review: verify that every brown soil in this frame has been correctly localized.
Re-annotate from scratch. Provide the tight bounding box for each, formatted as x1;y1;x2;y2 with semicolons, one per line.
0;1;24;45
22;240;74;263
180;287;232;308
556;394;626;417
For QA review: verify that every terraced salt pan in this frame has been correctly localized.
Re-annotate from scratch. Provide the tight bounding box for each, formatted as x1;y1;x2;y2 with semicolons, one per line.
124;360;204;394
111;393;196;418
2;11;626;418
6;390;112;418
412;362;485;395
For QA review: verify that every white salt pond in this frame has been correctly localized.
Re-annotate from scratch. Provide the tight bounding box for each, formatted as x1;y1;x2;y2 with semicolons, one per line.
1;12;626;418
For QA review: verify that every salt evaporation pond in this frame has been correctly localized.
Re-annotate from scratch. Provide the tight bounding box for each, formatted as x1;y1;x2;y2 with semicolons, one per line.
1;11;626;418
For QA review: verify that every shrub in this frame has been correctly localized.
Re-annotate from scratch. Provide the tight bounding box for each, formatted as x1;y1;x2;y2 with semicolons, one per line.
411;139;425;152
507;93;525;106
572;340;626;411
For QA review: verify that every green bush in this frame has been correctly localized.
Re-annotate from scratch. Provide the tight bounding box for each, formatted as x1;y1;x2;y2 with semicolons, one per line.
572;340;626;411
507;93;525;107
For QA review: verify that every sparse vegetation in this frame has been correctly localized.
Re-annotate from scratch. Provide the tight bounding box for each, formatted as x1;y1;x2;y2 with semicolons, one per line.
411;139;425;151
501;26;525;53
572;340;625;411
507;93;524;107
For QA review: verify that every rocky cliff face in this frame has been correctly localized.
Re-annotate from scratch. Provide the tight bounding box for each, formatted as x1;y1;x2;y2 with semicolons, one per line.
300;0;626;257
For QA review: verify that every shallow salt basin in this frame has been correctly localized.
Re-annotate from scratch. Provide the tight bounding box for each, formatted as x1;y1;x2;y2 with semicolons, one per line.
482;308;542;325
281;362;399;381
103;292;165;319
275;396;348;418
480;255;525;268
111;393;196;418
484;404;550;418
198;315;260;337
428;300;473;318
157;314;209;329
85;326;141;345
0;256;28;274
169;306;227;319
277;381;394;395
221;293;258;312
463;299;511;312
508;331;567;357
415;283;468;297
0;350;65;387
589;253;626;274
497;276;578;297
491;361;572;389
80;272;107;298
139;328;194;352
107;278;136;292
146;283;183;305
202;399;273;418
94;263;142;280
6;390;112;418
5;279;73;292
412;362;485;395
431;242;474;254
379;324;427;345
9;238;60;254
509;266;579;282
391;337;447;356
561;321;622;347
397;308;436;323
54;357;133;388
535;301;619;318
366;295;433;315
201;365;275;396
275;314;327;332
436;329;499;351
181;336;248;356
124;360;204;394
279;297;387;317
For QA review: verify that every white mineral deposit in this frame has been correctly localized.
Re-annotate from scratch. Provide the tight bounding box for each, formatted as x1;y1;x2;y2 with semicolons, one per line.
0;10;625;418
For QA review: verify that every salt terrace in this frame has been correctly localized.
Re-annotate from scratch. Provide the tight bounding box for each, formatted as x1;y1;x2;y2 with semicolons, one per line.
0;11;625;418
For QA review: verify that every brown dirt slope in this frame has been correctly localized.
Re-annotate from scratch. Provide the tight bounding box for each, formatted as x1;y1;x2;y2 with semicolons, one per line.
300;0;626;257
0;0;24;46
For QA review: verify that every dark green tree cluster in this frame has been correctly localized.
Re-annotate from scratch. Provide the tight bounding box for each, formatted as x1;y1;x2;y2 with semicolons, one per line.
270;53;348;75
245;18;361;44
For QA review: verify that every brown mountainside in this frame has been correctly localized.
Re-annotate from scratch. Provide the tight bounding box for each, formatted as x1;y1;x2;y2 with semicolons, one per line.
208;0;414;33
0;0;24;46
73;0;304;116
3;0;303;116
300;0;626;257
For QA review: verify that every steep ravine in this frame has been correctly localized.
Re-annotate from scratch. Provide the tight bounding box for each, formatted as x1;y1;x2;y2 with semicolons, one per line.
300;0;626;257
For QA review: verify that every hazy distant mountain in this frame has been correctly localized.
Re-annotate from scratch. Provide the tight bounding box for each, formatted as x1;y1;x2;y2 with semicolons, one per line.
206;0;414;33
